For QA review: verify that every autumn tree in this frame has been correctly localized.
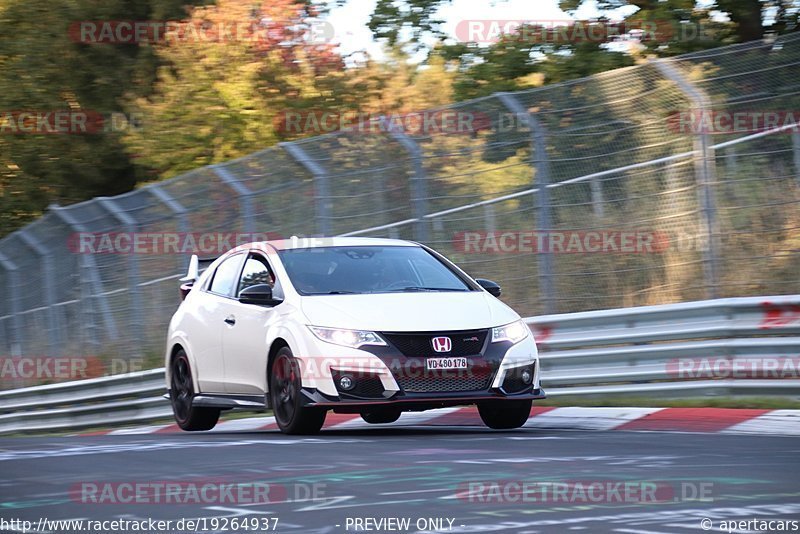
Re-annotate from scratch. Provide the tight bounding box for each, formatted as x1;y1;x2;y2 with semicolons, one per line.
124;0;347;178
0;0;201;236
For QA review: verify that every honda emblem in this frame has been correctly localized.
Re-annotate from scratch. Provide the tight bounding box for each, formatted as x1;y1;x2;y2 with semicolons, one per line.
431;336;452;353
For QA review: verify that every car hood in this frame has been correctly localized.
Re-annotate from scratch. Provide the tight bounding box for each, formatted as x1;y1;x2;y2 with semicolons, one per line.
299;291;520;332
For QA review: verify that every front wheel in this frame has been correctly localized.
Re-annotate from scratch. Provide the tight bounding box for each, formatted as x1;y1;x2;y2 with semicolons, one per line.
477;399;532;430
270;347;326;434
170;350;220;431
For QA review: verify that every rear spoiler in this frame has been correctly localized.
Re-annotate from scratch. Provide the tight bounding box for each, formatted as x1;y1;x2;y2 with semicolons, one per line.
180;255;200;283
179;254;217;300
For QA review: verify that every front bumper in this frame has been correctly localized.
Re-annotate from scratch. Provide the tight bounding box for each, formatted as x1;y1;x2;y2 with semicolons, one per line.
296;328;544;410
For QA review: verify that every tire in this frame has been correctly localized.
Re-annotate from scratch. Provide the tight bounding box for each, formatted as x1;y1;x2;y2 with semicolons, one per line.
170;350;220;431
477;399;532;430
360;408;402;424
270;347;326;435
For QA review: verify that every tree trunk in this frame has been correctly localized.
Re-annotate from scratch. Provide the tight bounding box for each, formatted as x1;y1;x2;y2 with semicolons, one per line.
717;0;764;42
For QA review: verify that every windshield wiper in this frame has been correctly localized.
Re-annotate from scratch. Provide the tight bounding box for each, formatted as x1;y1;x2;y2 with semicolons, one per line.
389;287;468;292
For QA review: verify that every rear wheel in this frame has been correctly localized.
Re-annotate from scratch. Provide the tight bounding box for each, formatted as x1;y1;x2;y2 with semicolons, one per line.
170;350;220;431
360;408;401;424
477;399;532;430
270;347;326;434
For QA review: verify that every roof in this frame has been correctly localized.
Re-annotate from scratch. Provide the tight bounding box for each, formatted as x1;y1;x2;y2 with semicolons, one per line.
246;236;419;251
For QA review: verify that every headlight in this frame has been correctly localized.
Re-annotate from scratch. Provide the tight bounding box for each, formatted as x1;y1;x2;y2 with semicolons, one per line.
491;320;529;344
308;326;387;348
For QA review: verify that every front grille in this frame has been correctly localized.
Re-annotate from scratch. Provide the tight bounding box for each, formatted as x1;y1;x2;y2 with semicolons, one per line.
381;329;488;358
332;370;385;399
395;368;492;393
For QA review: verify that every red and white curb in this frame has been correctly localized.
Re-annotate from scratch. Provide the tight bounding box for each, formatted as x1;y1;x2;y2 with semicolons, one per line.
83;407;800;436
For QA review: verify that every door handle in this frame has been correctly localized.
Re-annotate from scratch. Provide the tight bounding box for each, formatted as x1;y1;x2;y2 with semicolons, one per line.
224;315;236;326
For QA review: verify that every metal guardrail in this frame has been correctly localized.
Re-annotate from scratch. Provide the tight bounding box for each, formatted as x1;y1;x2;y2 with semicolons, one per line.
0;295;798;434
0;369;168;434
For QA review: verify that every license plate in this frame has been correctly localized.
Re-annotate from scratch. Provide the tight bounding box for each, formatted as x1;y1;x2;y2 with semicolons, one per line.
425;357;468;370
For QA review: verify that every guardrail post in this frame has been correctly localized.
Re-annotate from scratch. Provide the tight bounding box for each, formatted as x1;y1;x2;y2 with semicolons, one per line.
0;252;23;358
212;165;255;234
655;59;720;298
146;185;189;272
496;92;556;314
97;198;143;355
280;142;332;236
388;129;429;242
17;230;63;355
793;130;800;186
49;204;119;344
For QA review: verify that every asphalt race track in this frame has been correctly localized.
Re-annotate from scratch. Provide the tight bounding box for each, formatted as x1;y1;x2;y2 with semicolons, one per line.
1;424;799;534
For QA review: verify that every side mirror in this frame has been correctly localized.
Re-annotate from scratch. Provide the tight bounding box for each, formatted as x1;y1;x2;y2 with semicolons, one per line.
475;278;502;298
239;284;282;306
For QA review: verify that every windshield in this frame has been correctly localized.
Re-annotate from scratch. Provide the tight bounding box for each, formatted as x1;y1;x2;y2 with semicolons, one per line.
277;246;473;295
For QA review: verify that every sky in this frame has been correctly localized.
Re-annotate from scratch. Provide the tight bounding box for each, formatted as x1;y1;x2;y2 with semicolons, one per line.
323;0;637;59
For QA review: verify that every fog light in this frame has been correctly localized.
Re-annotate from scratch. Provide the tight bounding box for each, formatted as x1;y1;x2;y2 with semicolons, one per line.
521;368;533;385
339;375;355;391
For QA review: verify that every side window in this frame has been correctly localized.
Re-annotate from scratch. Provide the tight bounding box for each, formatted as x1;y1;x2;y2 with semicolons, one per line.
208;254;243;296
238;255;275;296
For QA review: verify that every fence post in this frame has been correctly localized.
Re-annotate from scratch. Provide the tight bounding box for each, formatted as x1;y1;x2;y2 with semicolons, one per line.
146;184;189;272
483;204;496;234
97;198;143;355
655;59;720;298
17;230;62;355
0;252;23;357
212;165;255;234
389;130;429;242
49;204;119;344
280;142;332;236
590;178;605;218
496;92;556;314
725;145;738;177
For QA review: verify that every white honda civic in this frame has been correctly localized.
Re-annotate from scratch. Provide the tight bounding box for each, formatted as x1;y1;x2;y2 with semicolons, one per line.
165;237;544;434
